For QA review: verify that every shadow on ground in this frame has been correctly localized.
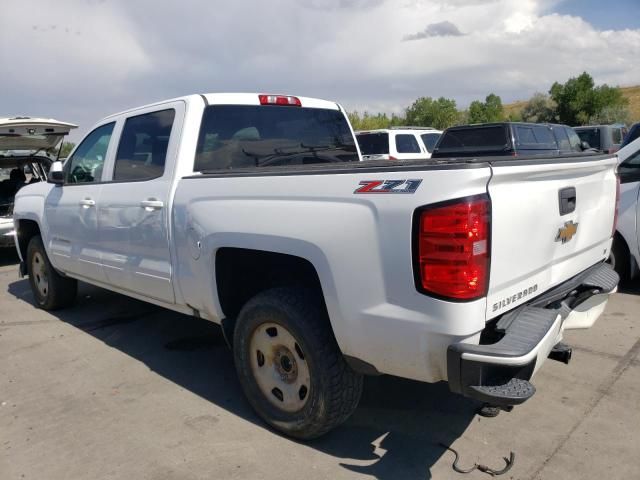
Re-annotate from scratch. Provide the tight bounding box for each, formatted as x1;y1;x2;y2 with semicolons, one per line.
7;278;478;479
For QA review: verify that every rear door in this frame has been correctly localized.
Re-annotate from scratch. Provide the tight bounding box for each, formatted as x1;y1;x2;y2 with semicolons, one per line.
486;156;617;319
97;102;184;302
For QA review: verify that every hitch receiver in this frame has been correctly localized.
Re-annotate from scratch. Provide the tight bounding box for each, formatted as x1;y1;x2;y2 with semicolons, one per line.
548;342;572;365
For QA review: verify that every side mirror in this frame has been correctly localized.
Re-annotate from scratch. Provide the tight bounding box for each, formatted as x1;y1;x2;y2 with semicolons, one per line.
581;141;591;151
48;161;64;185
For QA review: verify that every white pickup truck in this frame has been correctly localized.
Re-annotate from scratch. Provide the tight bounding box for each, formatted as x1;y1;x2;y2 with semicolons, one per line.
13;93;619;439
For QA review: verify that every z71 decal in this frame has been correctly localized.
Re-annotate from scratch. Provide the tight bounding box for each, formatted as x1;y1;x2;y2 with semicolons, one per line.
354;179;422;194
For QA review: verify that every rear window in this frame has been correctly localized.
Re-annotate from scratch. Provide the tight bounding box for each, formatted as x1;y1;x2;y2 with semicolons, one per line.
395;134;420;153
437;126;509;152
356;132;389;155
576;128;600;150
514;125;557;149
552;127;571;152
566;127;583;152
420;133;441;152
194;105;358;171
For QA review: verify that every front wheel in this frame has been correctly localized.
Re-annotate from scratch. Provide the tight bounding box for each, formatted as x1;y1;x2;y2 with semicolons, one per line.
233;287;363;439
27;235;77;310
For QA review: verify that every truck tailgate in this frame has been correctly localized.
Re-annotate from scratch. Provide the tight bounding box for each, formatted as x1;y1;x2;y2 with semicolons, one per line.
486;155;618;320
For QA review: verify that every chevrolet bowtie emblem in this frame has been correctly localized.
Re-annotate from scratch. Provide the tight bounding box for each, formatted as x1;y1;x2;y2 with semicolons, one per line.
556;220;579;244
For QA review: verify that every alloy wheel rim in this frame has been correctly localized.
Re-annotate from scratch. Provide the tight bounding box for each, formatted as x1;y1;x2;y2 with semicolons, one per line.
249;322;311;412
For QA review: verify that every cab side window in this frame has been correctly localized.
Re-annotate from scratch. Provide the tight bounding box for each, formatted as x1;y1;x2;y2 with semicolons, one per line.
65;123;114;184
113;109;175;182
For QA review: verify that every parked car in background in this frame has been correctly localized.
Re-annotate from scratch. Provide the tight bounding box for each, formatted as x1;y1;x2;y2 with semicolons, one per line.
356;127;442;160
621;122;640;149
608;137;640;280
0;117;77;247
431;122;590;158
574;125;625;153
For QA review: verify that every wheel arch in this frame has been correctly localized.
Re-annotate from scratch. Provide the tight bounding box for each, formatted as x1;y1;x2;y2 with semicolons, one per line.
15;218;42;264
213;246;345;351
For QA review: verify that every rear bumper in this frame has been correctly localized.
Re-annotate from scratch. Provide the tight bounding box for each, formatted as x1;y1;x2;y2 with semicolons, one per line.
447;262;618;407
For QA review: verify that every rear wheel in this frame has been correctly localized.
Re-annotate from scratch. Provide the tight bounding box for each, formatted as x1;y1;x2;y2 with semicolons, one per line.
233;287;363;439
27;235;77;310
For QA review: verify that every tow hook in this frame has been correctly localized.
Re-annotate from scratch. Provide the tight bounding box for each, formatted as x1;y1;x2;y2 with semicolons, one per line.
548;342;572;364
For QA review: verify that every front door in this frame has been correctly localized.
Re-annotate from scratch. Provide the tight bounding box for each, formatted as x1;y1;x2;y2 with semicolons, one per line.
44;122;115;282
98;105;182;302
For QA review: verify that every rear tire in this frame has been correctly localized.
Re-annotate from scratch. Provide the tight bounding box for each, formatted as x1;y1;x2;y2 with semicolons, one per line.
27;235;77;310
608;235;630;283
233;287;363;439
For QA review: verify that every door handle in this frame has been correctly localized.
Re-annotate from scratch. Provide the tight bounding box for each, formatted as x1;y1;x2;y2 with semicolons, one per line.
140;199;164;211
79;198;95;208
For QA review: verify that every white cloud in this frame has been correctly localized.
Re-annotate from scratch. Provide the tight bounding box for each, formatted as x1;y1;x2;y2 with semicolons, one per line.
0;0;638;141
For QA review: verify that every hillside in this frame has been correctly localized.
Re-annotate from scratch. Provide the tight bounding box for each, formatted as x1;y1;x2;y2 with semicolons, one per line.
504;85;640;123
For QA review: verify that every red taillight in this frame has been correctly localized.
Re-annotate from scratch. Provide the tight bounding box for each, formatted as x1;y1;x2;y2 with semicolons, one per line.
388;155;398;160
613;175;620;236
258;94;301;106
414;195;490;300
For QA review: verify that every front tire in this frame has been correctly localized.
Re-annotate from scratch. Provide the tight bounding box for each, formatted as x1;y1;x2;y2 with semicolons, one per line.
233;287;363;439
27;235;77;310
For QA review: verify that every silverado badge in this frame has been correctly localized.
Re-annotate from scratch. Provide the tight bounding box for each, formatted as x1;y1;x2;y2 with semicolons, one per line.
556;220;578;244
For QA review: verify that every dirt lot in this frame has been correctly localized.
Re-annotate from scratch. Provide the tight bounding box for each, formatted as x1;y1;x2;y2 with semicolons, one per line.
0;249;638;480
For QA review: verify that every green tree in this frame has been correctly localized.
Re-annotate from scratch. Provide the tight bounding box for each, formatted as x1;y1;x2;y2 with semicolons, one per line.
60;142;76;158
505;110;524;122
549;72;628;125
405;96;459;130
347;111;406;131
484;94;504;122
521;93;557;123
467;100;486;124
589;105;631;125
467;94;504;124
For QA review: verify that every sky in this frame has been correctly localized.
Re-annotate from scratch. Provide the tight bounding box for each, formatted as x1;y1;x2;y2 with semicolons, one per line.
1;0;639;142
